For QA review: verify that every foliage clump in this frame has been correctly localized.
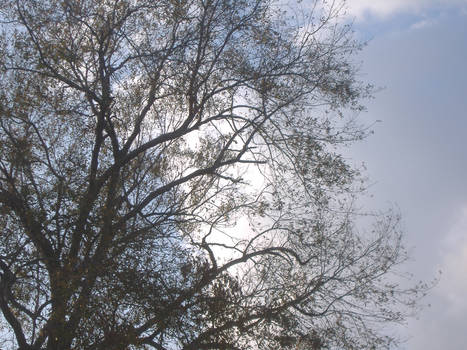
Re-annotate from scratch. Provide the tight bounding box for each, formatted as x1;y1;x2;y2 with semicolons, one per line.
0;0;425;349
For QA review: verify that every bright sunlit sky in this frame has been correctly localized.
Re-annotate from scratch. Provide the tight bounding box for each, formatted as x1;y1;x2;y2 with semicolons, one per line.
343;0;467;349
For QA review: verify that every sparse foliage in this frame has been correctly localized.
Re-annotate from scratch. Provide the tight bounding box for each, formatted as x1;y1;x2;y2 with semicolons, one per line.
0;0;425;349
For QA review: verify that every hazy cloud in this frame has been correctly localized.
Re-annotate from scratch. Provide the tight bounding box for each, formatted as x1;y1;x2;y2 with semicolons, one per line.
345;0;467;19
404;207;467;350
348;9;467;349
438;207;467;314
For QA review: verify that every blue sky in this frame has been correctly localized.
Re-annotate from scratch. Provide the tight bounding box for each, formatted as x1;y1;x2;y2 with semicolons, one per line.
344;0;467;348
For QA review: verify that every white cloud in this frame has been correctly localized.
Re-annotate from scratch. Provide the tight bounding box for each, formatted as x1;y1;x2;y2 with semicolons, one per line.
409;18;436;30
345;0;467;19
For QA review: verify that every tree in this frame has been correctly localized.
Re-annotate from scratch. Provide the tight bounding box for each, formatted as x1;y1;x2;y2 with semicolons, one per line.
0;0;425;349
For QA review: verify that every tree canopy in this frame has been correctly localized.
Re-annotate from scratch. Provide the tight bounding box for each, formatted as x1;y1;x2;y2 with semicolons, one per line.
0;0;426;349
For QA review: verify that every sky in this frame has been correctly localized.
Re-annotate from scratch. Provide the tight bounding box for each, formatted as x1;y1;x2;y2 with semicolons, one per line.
342;0;467;348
